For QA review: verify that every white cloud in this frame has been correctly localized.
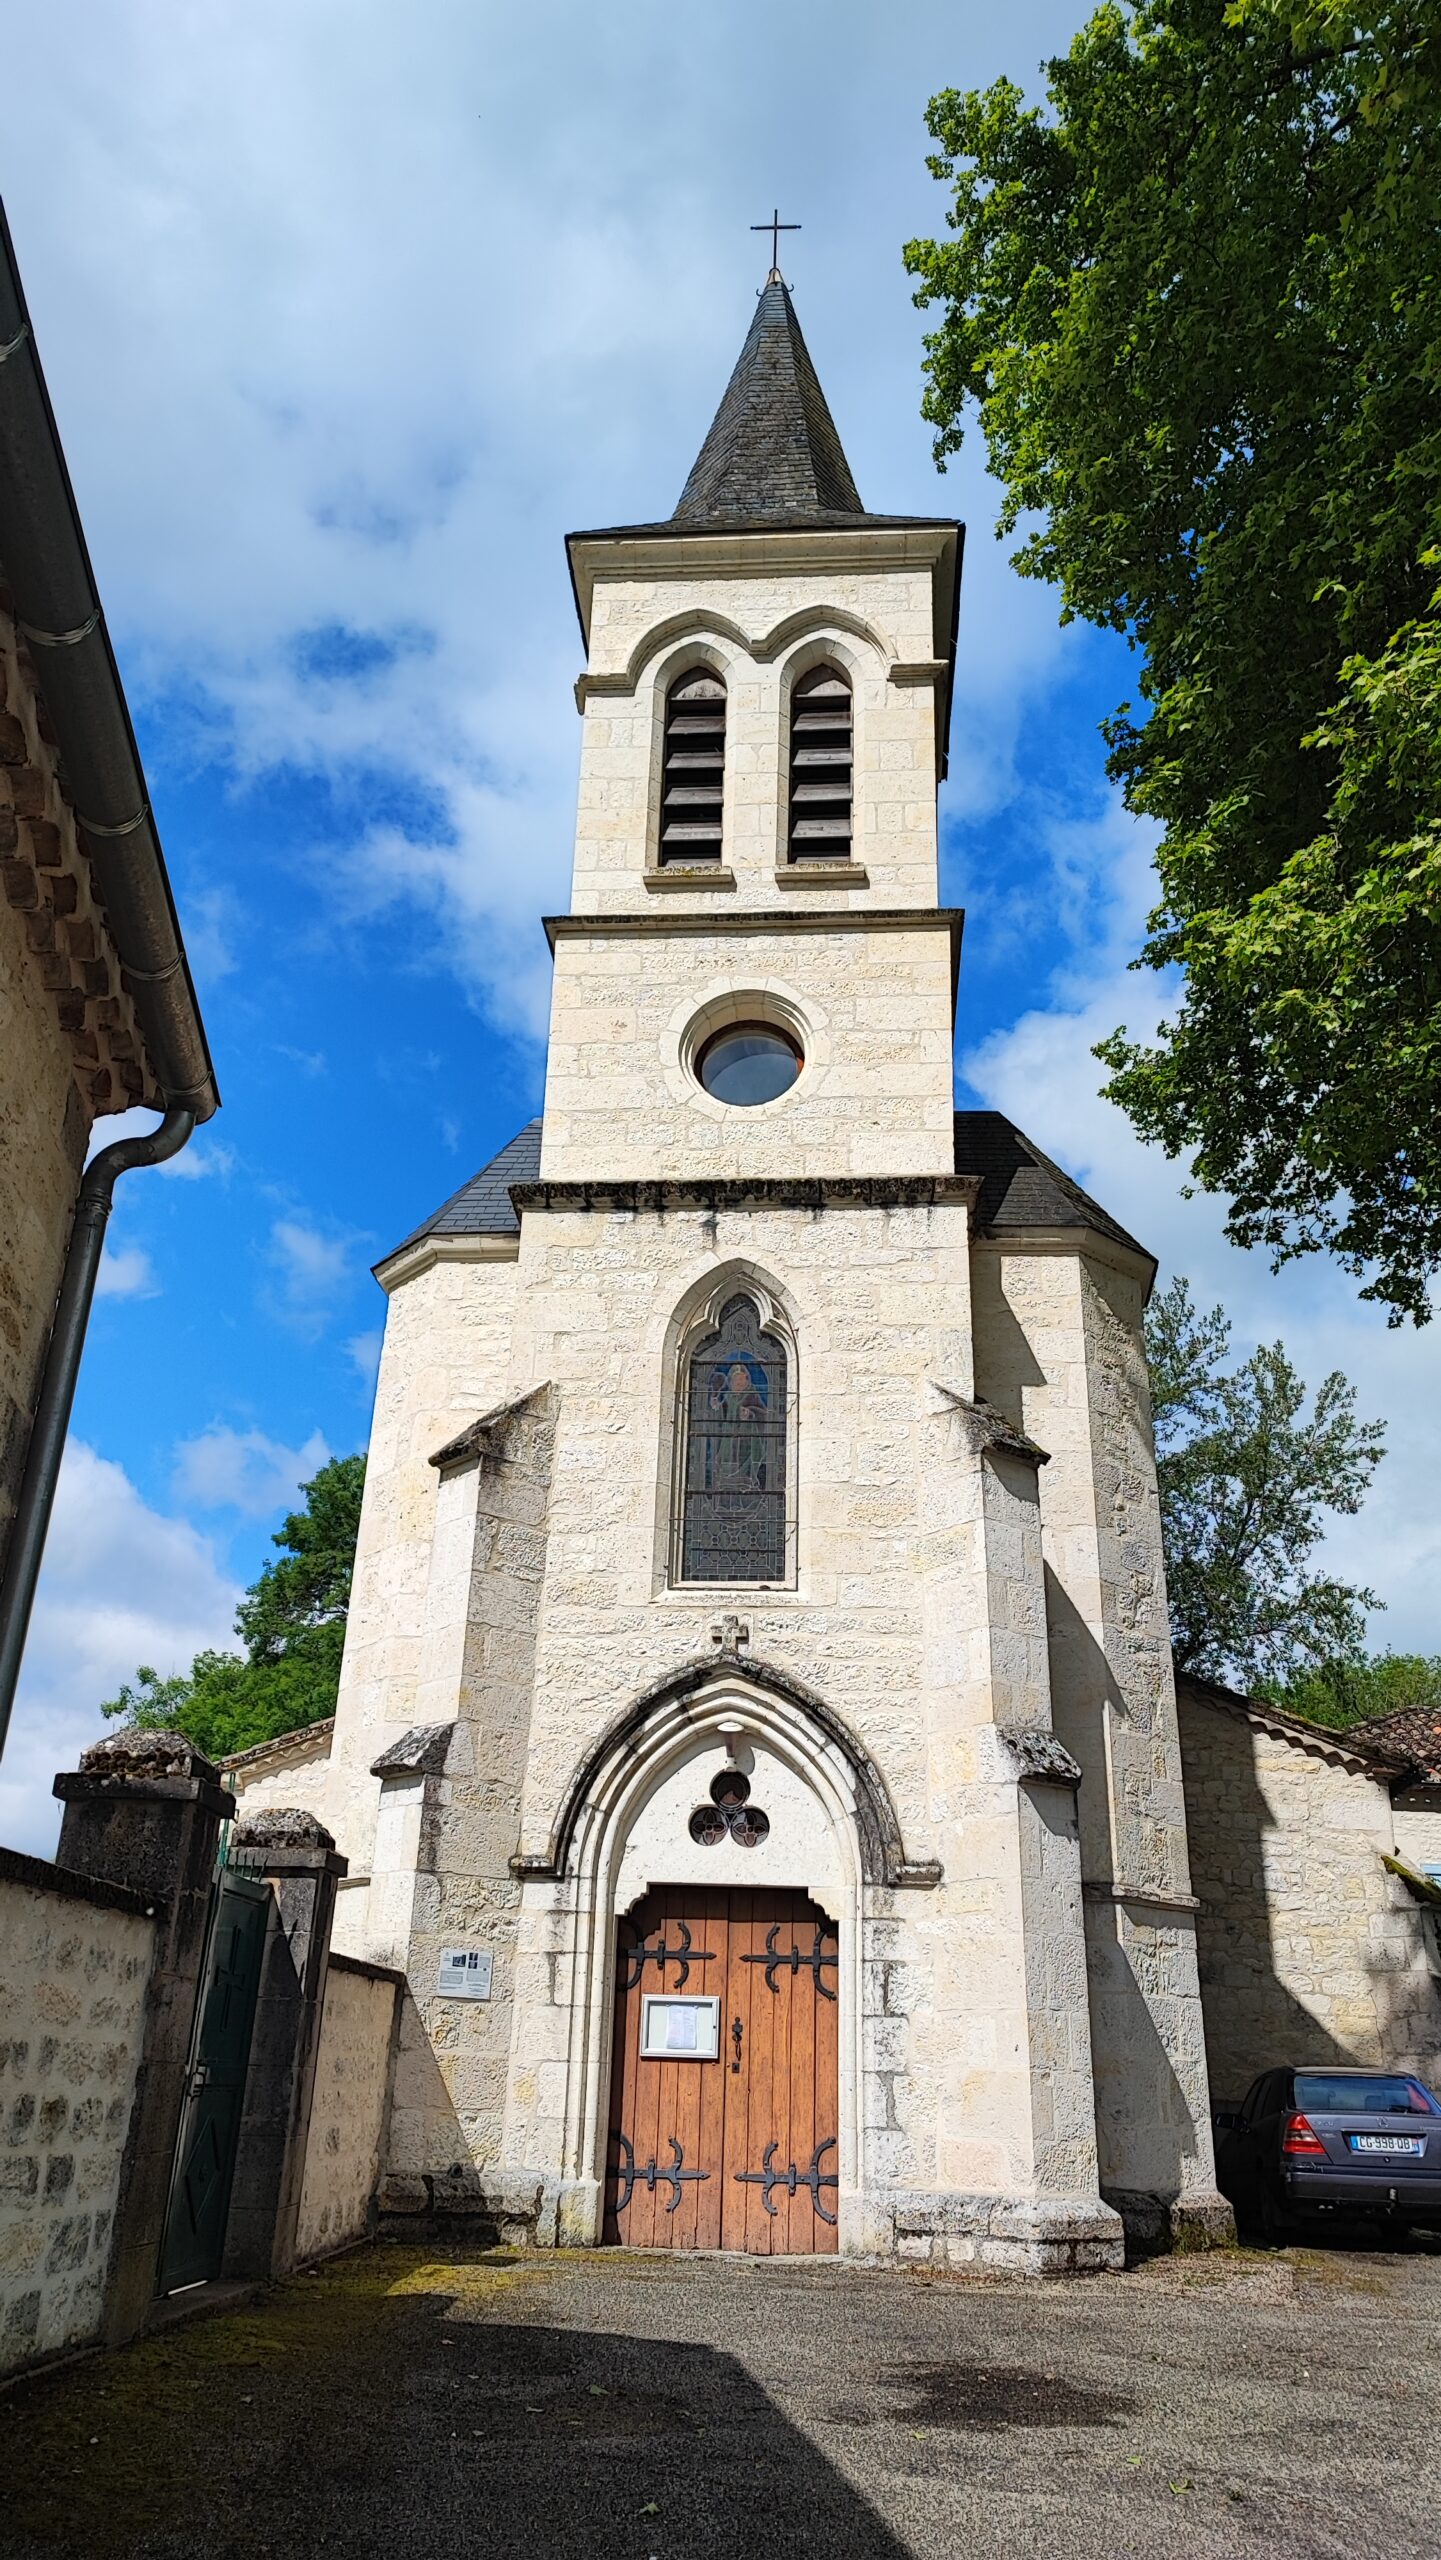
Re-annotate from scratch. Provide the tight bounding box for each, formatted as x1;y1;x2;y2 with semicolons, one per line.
160;1137;236;1182
173;1424;329;1519
962;794;1441;1658
266;1218;354;1334
0;1444;240;1860
346;1331;382;1395
1;0;1086;1041
95;1241;158;1300
85;1107;233;1180
180;884;241;990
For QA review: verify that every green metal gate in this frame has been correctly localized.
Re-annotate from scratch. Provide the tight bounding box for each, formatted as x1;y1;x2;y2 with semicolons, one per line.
160;1867;269;2292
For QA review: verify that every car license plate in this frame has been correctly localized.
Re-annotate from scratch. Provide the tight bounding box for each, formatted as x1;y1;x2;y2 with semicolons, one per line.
1348;2134;1425;2155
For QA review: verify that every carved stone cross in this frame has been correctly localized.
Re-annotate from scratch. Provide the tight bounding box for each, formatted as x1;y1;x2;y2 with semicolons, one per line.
710;1615;750;1657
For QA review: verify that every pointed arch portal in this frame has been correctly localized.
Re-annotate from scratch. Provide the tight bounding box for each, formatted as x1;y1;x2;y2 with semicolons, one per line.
509;1650;938;2255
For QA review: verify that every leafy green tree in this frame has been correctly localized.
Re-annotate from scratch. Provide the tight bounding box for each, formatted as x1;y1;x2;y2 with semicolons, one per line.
905;3;1441;1322
103;1453;366;1759
1145;1277;1384;1682
1258;1648;1441;1731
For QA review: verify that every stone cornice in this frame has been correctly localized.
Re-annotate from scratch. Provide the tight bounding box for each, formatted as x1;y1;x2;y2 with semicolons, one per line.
566;520;958;648
546;905;962;950
429;1386;549;1477
1;599;157;1119
509;1173;982;1220
932;1387;1051;1469
1082;1880;1202;1916
969;1222;1157;1293
374;1231;520;1293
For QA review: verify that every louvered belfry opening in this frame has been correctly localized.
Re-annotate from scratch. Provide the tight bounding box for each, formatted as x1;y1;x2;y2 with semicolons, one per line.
788;664;852;862
660;668;726;866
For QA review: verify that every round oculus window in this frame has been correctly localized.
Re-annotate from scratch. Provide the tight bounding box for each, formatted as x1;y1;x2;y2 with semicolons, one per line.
696;1023;801;1108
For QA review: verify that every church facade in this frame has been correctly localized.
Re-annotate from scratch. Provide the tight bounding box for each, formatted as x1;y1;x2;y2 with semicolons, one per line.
235;278;1235;2271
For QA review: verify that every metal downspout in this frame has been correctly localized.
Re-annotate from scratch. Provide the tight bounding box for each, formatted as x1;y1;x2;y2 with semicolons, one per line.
0;1107;195;1757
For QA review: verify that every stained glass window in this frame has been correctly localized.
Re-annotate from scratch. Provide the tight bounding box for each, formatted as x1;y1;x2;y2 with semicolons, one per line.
679;1295;788;1583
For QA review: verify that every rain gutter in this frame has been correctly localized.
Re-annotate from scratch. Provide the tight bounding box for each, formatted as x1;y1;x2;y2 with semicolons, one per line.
0;197;220;1758
0;1110;195;1756
0;195;218;1121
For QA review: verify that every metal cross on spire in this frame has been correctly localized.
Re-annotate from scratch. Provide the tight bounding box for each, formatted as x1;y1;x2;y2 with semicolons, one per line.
751;207;800;282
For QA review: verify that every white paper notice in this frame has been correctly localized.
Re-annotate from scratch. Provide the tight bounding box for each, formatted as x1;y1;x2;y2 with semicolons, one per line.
437;1948;494;2001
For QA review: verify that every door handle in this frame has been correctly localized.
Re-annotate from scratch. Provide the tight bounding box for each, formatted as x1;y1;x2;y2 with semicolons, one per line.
731;2016;743;2072
189;2063;211;2097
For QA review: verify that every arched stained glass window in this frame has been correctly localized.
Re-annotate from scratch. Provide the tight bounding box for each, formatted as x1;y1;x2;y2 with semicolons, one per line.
679;1295;788;1584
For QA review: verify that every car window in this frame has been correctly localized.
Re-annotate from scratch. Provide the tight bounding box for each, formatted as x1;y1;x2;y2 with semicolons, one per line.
1293;2073;1438;2115
1238;2076;1269;2125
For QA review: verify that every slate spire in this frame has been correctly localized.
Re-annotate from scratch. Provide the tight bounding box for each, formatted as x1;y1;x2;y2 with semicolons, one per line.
672;279;864;527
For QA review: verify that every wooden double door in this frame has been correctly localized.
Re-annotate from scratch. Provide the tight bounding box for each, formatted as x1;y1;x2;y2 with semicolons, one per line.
604;1886;840;2254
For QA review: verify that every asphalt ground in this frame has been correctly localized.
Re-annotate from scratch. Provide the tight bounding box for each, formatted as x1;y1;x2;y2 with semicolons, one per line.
3;2238;1439;2560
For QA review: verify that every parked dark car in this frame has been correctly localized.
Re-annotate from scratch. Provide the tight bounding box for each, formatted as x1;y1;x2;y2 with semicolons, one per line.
1215;2066;1441;2242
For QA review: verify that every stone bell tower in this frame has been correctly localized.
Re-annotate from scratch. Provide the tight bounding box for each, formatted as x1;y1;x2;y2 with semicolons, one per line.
233;264;1227;2270
546;269;962;1188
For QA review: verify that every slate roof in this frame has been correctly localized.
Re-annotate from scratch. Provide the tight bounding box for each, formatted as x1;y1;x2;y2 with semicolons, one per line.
568;283;956;549
672;277;864;525
381;1111;1149;1270
382;1118;541;1258
953;1110;1153;1270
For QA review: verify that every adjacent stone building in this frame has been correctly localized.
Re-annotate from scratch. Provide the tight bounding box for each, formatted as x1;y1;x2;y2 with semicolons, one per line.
1178;1678;1441;2106
0;203;217;1593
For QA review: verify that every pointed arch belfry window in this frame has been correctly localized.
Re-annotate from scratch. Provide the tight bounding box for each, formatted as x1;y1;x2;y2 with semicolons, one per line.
660;668;726;866
679;1295;788;1583
788;664;852;862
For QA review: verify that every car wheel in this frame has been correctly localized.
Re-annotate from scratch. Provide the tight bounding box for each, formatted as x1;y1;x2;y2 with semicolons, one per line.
1257;2186;1294;2248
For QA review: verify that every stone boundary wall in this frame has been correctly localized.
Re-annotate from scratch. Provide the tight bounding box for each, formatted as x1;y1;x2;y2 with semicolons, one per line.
294;1954;402;2263
0;1847;157;2378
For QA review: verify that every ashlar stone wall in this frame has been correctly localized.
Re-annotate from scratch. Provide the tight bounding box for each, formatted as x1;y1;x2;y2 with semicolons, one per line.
0;807;86;1582
574;549;943;914
311;1246;523;1894
971;1240;1220;2231
1178;1684;1441;2103
541;914;956;1185
0;1851;156;2377
0;599;157;1583
294;1954;401;2262
1393;1791;1441;1882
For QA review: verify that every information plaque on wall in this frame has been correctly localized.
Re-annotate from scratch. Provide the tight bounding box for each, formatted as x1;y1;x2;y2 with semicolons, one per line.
437;1948;494;2001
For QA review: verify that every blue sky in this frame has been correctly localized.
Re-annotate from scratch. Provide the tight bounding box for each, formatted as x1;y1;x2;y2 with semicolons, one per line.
3;0;1437;1852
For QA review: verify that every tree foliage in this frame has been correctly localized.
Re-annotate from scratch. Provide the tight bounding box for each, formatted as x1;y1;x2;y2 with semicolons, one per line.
103;1453;366;1762
905;2;1441;1321
1258;1647;1441;1729
1145;1277;1384;1682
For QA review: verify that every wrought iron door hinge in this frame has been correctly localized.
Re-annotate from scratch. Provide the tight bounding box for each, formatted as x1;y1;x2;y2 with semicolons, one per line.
736;2137;838;2223
619;1915;716;1991
611;2133;709;2214
741;1922;837;1998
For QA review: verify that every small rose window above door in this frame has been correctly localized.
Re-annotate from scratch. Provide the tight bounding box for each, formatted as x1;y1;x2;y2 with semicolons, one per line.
689;1768;770;1849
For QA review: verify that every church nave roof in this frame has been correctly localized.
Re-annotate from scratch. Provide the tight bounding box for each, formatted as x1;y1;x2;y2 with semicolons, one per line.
380;1110;1152;1278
